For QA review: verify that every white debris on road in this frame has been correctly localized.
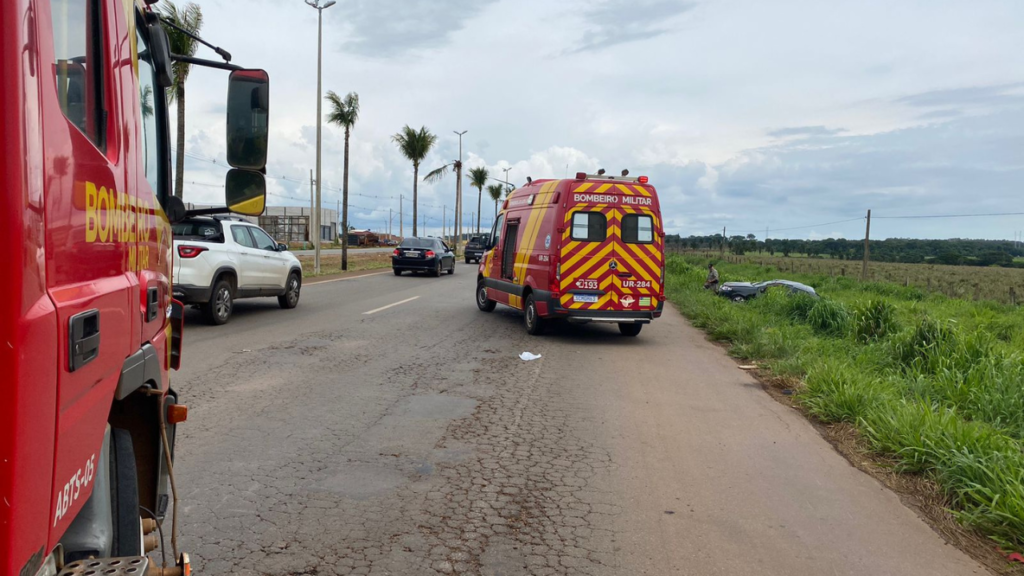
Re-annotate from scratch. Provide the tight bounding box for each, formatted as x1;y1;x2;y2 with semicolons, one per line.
519;352;542;361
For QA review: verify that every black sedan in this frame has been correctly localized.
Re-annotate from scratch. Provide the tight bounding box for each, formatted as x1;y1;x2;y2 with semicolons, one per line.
718;279;819;302
464;236;486;264
392;237;456;277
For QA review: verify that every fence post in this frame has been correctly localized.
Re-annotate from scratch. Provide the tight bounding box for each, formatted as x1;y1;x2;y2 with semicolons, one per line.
1011;287;1017;306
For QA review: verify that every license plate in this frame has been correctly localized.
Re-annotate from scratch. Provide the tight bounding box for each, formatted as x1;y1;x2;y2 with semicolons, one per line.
573;294;599;303
405;251;419;257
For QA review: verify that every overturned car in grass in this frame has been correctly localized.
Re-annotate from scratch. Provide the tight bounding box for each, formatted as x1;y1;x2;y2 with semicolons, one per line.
718;279;819;302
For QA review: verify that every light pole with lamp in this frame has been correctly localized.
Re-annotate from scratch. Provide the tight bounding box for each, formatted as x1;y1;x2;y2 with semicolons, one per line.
502;167;512;196
305;0;336;274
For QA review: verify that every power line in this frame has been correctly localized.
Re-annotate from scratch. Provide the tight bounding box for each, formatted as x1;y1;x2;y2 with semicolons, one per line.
874;211;1024;220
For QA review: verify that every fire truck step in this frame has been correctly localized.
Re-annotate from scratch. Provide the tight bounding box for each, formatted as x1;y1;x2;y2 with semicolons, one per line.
58;557;149;575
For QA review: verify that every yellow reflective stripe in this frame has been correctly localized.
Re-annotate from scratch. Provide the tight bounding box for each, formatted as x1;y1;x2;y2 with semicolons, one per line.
575;183;594;193
593;184;613;194
633;185;651;197
615;184;633;195
560;243;613;289
560;238;603;276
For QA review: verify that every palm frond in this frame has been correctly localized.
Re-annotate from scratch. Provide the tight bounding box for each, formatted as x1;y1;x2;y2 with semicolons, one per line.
325;90;359;128
487;184;504;202
391;125;437;167
159;1;204;99
468;166;489;191
423;163;452;184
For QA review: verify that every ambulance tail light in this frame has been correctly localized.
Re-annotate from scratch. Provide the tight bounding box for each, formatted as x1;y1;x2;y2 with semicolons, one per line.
638;176;649;184
550;263;561;298
177;245;208;259
575;172;586;180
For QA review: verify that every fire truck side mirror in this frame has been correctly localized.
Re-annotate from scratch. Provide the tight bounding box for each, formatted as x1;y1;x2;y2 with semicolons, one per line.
224;169;267;217
144;13;173;88
226;69;270;171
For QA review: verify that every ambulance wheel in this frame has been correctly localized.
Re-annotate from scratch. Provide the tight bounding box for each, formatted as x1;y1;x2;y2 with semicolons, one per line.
110;428;143;556
203;280;233;325
618;323;643;337
477;280;496;312
524;294;544;335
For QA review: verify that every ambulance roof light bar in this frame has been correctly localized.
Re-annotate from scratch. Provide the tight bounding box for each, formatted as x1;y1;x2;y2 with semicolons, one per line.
574;171;649;184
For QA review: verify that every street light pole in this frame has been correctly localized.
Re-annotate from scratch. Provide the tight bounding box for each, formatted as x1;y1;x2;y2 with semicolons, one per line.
502;167;512;196
305;0;336;274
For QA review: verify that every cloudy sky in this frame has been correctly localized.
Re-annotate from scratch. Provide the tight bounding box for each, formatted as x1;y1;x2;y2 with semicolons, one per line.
175;0;1024;241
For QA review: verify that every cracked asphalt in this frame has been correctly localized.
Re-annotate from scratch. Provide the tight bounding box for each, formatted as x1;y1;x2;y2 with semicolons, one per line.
171;264;987;575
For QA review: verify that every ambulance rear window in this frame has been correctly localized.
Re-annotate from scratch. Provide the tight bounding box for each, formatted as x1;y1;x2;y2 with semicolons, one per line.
571;212;606;242
622;214;654;244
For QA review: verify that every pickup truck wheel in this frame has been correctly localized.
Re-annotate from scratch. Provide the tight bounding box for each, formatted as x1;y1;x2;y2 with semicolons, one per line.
524;294;544;335
393;268;402;276
279;273;301;309
465;257;471;264
203;279;233;325
110;428;142;556
477;280;496;312
618;323;643;337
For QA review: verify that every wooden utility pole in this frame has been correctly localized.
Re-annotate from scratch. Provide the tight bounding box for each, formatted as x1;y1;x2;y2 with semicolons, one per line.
861;209;872;281
399;195;403;238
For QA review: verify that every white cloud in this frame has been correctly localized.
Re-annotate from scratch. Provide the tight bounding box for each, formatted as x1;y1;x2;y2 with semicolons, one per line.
172;0;1024;240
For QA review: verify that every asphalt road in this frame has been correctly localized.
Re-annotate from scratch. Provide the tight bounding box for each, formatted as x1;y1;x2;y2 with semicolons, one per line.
172;263;986;576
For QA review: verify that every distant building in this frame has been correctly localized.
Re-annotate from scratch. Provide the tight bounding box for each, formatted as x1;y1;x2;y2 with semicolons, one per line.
183;203;338;243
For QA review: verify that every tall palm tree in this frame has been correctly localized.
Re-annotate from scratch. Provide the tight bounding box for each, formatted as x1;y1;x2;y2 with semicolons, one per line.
325;90;359;271
159;1;203;200
391;126;437;237
467;167;489;234
487;184;504;218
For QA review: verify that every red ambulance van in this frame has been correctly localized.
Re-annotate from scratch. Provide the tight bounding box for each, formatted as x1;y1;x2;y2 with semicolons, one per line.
476;172;665;336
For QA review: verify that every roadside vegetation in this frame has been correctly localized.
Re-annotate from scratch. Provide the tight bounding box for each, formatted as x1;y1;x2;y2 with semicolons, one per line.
674;250;1024;305
665;255;1024;552
298;252;390;278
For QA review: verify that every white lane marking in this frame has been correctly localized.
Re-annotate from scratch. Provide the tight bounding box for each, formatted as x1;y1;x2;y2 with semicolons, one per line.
363;296;420;315
305;271;391;286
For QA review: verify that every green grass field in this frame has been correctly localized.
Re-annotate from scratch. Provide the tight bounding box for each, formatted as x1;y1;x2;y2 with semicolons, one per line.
676;249;1024;305
666;254;1024;552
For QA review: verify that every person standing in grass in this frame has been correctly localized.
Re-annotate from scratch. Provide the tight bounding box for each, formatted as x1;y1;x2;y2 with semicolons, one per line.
705;262;720;292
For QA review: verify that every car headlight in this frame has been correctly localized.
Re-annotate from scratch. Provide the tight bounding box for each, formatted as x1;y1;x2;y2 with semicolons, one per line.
720;286;732;292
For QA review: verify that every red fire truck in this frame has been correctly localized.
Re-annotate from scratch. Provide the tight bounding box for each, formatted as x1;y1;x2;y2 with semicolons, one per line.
1;0;269;574
476;171;665;336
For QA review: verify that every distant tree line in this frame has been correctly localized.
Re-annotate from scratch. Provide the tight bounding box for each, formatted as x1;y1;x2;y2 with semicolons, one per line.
667;234;1024;268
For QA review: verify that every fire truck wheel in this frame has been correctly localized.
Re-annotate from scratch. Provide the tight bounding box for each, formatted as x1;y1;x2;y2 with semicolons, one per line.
203;279;233;325
618;323;643;337
279;273;301;309
524;294;544;335
109;428;143;556
476;280;496;312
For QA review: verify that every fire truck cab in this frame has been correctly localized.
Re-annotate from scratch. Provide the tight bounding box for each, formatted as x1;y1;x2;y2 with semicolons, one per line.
476;172;665;336
1;0;270;574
